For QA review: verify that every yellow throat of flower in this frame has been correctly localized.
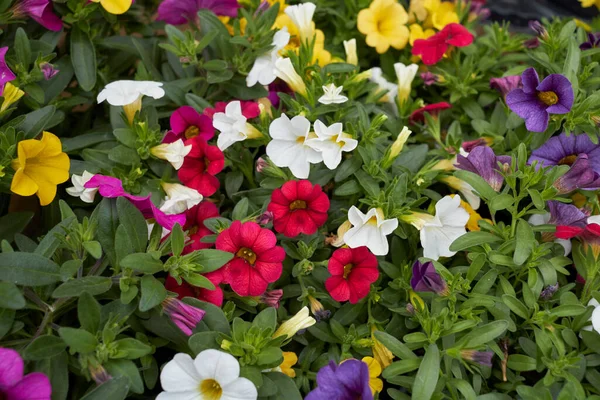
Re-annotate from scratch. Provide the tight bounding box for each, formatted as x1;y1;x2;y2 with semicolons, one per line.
200;379;222;400
537;91;558;106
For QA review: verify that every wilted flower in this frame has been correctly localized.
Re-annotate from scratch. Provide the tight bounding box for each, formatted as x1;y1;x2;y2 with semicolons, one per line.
421;71;438;86
1;82;25;112
256;157;268;173
161;297;206;336
460;350;494;367
256;211;274;226
456;146;511;191
529;20;548;39
553;154;600;193
40;62;59;80
490;75;522;98
89;362;111;385
307;295;330;321
411;260;449;296
371;326;393;368
273;306;316;339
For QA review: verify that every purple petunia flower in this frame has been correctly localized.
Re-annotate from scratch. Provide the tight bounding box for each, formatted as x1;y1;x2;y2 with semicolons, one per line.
84;175;186;230
456;146;511;191
156;0;239;25
0;348;52;400
490;75;521;98
410;260;449;296
529;132;600;172
267;80;293;108
580;33;600;50
306;359;373;400
553;154;600;193
162;298;206;336
460;350;494;367
0;47;16;96
506;68;574;132
163;106;214;144
547;200;589;227
11;0;63;32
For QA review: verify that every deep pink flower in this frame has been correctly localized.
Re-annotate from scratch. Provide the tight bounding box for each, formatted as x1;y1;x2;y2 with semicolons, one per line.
0;47;16;96
183;201;220;254
163;106;214;144
157;0;239;25
161;297;206;336
177;137;225;197
412;23;474;65
0;348;52;400
409;102;452;124
12;0;62;32
325;247;379;304
204;101;260;119
40;63;59;80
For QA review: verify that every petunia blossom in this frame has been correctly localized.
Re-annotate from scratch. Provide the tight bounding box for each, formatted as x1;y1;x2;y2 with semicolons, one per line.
213;101;262;151
412;23;474;65
528;132;600;172
183;201;220;254
582;298;600;335
343;207;398;256
490;75;522;98
160;183;203;215
246;28;291;87
0;348;52;400
0;47;16;96
369;67;398;105
394;62;418;104
410;260;449;296
204;101;260;119
161;297;205;336
157;0;240;25
409;102;452;124
305;120;357;170
11;0;63;32
177;136;225;197
273;307;316;339
553;154;600;193
419;195;469;260
317;83;348;105
456;146;511;191
150;139;192;170
66;171;98;203
163;106;214;144
325;246;379;304
306;359;373;400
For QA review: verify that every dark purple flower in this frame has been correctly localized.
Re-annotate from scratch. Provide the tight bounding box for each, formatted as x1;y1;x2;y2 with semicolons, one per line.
547;200;589;227
40;62;58;80
529;133;600;172
157;0;239;25
0;347;52;400
580;33;600;50
0;47;16;96
267;80;293;108
524;37;540;49
306;359;373;400
460;350;494;367
12;0;62;32
540;283;559;300
490;75;521;98
163;106;214;144
456;146;511;191
529;20;548;39
421;72;438;86
506;68;574;132
411;260;449;296
553;154;600;193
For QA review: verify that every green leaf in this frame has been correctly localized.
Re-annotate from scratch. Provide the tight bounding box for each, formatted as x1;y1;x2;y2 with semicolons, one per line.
170;224;185;257
0;308;15;339
514;219;535;265
203;59;228;71
374;331;418;360
231;197;249;220
139;275;167;312
382;359;421;378
502;294;530;320
116;197;148;253
24;335;67;360
449;232;502;252
0;212;33;243
18;106;56;139
354;169;380;197
80;376;129;400
0;252;61;286
15;28;32;68
52;277;112;298
454;170;497;200
489;194;514;211
35;216;76;258
189;331;221;354
412;344;440;400
105;360;144;394
0;282;26;309
266;371;303;400
550;304;586;317
59;327;98;354
112;338;153;359
461;321;508;348
71;27;97;91
78;292;101;333
194;249;234;273
252;307;277;332
96;198;119;266
183;298;231;334
507;354;537;371
83;240;103;259
34;352;69;400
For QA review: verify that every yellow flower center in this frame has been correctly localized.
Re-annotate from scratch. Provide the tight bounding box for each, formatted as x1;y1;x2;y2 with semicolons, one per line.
537;91;559;106
367;215;379;225
200;379;222;400
296;136;306;144
343;263;354;279
289;200;307;210
558;154;578;166
236;247;257;265
184;125;200;139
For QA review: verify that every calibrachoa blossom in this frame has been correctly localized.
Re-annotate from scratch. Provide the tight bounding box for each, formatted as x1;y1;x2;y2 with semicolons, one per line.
183;201;220;254
412;23;474;65
394;62;418;104
409;102;452;124
91;0;132;14
39;62;58;80
490;75;522;98
97;80;164;124
369;67;398;104
216;221;285;296
11;0;62;31
343;207;398;256
529;132;600;171
274;58;308;97
460;350;494;367
178;136;224;197
506;68;574;132
306;359;373;400
456;146;511;191
157;0;240;25
0;348;52;400
411;260;449;296
362;357;383;395
305;120;358;169
318;83;348;105
247;28;291;87
0;47;16;96
204;101;260;119
150;139;192;170
284;2;316;43
580;33;600;50
160;183;203;215
556;216;600;259
419;195;469;260
213;101;263;151
325;246;379;304
357;0;409;54
267;180;330;237
583;298;600;334
157;350;257;400
163;106;214;143
343;38;358;65
161;297;206;336
553;154;600;193
66;171;98;204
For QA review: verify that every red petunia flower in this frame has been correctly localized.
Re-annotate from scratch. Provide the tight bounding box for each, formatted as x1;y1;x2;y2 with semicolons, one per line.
178;137;225;197
412;23;474;65
216;221;285;296
267;180;330;238
325;246;379;304
183;201;220;254
204;100;260;119
165;270;225;307
163;106;215;144
409;102;452;124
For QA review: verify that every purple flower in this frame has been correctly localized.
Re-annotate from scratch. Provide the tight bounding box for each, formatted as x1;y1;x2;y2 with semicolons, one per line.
540;283;559;300
306;359;373;400
411;260;449;296
490;75;521;98
456;146;511;191
11;0;62;32
547;200;588;227
267;80;293;108
529;20;548;39
163;106;214;144
580;33;600;50
162;298;206;336
256;211;274;225
40;63;59;80
84;175;186;230
0;348;52;400
260;289;283;308
524;37;540;49
460;350;494;367
529;133;600;172
553;154;600;193
157;0;239;25
506;68;574;132
421;72;438;86
0;47;16;96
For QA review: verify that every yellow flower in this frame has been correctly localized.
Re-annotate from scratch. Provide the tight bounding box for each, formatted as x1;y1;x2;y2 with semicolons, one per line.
11;132;70;206
456;196;489;231
357;0;410;54
580;0;600;10
362;357;384;394
90;0;132;15
1;82;25;112
274;14;331;66
408;0;428;23
430;1;458;30
279;352;298;377
409;24;435;46
343;39;358;65
574;19;592;32
267;0;287;14
371;326;393;368
220;17;248;35
313;30;332;66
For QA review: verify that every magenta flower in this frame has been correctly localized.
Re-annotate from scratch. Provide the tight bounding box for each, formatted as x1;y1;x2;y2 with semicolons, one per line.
84;175;185;230
0;348;52;400
11;0;62;32
0;47;16;96
306;359;373;400
411;260;449;296
157;0;239;25
529;133;600;172
163;106;214;144
40;63;59;80
456;146;511;191
553;154;600;194
490;75;521;98
421;72;438;86
506;68;574;132
162;298;206;336
461;138;488;153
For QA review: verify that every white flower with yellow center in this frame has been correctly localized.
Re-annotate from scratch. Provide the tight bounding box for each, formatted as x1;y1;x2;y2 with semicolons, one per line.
97;80;164;123
213;101;262;151
318;83;348;105
273;306;316;339
394;62;418;104
420;195;469;260
343;207;399;256
66;171;97;203
157;349;257;400
305;120;357;169
160;183;203;215
150;139;192;170
284;2;316;42
246;28;291;87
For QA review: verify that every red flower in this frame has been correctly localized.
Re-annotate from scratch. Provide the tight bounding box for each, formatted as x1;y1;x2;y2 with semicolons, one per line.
165;270;225;307
204;100;260;119
267;180;330;238
325;247;379;304
178;137;224;197
409;102;452;124
412;23;474;65
183;201;220;254
216;221;285;296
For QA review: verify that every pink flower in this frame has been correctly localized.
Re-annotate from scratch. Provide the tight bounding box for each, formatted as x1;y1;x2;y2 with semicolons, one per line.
161;298;206;336
0;47;16;96
157;0;239;25
177;137;225;197
11;0;62;32
0;348;52;400
162;106;214;144
40;62;59;81
260;289;283;308
204;101;260;120
325;247;379;304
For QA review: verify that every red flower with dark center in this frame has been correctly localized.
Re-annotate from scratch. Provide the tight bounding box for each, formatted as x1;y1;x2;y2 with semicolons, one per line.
204;100;260;119
216;221;285;296
183;201;220;254
163;106;215;144
165;270;225;307
409;102;452;124
325;246;379;304
412;23;474;65
267;180;330;237
178;137;224;197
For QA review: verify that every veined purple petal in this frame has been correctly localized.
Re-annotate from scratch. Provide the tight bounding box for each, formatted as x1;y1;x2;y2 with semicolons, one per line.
554;155;600;193
521;67;540;94
157;0;239;24
505;89;540;119
547;200;588;227
538;74;574;114
528;133;600;171
490;75;521;97
456;146;508;191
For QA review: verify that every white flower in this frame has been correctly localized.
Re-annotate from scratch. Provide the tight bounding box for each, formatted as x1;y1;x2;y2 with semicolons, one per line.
150;139;192;170
266;114;322;179
246;28;291;87
393;62;418;104
582;298;600;335
273;307;316;339
160;183;203;215
343;207;399;256
420;195;469;260
97;80;164;106
284;2;316;42
528;213;571;256
157;349;257;400
369;67;398;105
343;38;358;65
318;83;348;105
442;176;481;210
213;101;262;151
305;120;357;169
66;171;97;203
274;58;307;97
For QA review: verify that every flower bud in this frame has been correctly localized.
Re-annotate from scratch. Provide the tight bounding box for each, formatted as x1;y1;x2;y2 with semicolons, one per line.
89;362;111;385
162;297;206;336
274;58;307;98
343;38;358;65
382;126;412;169
0;82;24;112
460;350;494;367
260;289;283;308
40;62;59;80
256;211;274;226
273;306;316;339
308;295;330;321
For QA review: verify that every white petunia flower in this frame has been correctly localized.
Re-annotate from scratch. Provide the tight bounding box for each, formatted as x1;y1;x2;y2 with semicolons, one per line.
273;307;316;339
420;195;469;260
157;349;257;400
528;213;571;256
305;120;357;169
393;62;419;104
66;171;98;203
582;298;600;335
343;207;399;256
213;101;262;151
318;83;349;105
97;80;164;106
284;2;316;42
160;183;203;215
343;38;358;65
441;176;481;210
266;113;322;179
246;28;291;87
274;58;307;97
150;139;192;170
369;67;398;105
